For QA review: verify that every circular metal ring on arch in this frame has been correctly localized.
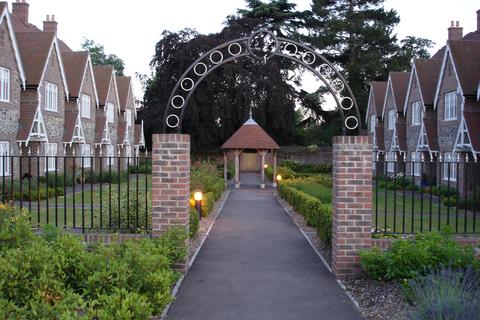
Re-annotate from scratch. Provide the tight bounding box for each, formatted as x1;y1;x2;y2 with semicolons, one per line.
166;114;180;128
180;78;194;91
345;116;359;130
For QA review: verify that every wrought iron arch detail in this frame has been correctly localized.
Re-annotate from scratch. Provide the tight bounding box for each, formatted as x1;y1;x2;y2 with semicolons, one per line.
163;29;362;135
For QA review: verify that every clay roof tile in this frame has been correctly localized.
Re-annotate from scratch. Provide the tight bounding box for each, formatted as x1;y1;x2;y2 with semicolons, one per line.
221;117;279;150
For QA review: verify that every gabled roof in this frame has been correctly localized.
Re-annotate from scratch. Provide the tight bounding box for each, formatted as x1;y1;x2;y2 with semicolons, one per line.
366;81;387;122
134;121;145;147
389;72;410;113
15;32;69;96
117;119;126;145
95;116;107;144
448;40;480;96
374;127;385;151
93;66;120;113
0;3;26;88
395;122;407;152
464;103;480;153
221;116;280;150
414;59;442;107
62;51;99;105
9;8;72;52
63;110;85;144
116;76;132;112
17;104;36;141
423;121;439;151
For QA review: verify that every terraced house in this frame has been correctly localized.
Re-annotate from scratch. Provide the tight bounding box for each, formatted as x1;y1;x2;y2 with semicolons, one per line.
0;2;25;177
366;81;387;174
381;71;410;176
93;65;120;169
0;0;144;178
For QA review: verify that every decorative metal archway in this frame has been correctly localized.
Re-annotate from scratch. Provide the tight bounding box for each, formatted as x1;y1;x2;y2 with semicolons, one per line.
163;29;362;135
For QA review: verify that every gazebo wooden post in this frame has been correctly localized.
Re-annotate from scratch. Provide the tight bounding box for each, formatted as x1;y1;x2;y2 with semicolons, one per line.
259;149;267;189
223;152;228;187
234;149;241;188
273;150;278;187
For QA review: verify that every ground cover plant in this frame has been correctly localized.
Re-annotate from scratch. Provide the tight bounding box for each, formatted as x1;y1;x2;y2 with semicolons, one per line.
0;205;186;319
190;161;225;218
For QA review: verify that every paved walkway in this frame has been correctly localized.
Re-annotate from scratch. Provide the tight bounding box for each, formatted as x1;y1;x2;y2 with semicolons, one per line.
167;173;362;320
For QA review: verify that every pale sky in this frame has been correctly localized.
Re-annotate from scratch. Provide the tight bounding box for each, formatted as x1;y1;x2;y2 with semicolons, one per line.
19;0;480;100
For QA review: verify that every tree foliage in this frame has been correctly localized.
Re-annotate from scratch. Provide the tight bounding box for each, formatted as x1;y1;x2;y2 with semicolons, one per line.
139;0;434;149
81;39;126;76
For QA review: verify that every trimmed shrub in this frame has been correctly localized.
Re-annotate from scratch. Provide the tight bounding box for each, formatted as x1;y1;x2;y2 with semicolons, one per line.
360;232;479;282
278;183;332;245
189;209;200;239
282;160;332;174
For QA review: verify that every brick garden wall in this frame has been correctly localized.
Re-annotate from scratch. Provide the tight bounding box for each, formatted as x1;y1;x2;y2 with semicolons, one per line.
332;136;373;279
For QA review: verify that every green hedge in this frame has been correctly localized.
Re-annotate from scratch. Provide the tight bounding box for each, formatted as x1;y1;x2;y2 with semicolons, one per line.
278;183;332;245
189;209;200;239
282;160;332;174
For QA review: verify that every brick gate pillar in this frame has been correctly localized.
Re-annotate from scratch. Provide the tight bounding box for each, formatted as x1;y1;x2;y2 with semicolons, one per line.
151;134;190;237
332;136;372;279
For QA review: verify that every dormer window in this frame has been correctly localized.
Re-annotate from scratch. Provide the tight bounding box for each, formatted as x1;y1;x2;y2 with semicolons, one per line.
444;92;457;121
370;114;376;133
388;109;395;130
0;67;10;102
411;101;422;126
45;82;58;111
106;103;114;123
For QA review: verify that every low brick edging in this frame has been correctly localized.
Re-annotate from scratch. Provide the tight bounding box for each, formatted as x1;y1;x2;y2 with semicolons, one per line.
332;136;373;279
83;233;150;244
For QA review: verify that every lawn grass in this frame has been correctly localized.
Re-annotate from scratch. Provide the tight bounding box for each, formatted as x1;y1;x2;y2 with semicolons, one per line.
290;182;332;203
21;175;151;230
373;188;479;234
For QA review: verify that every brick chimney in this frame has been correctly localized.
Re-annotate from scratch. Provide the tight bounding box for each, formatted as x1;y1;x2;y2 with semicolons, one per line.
448;21;463;40
12;0;29;24
43;15;58;34
477;9;480;31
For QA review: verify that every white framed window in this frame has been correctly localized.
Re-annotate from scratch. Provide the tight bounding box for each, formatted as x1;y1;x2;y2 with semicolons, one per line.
387;151;396;173
73;117;84;142
444;92;457;121
411;101;422;126
443;152;457;182
45;82;58;111
388;109;395;130
80;94;91;118
0;67;10;102
44;143;57;172
80;144;91;168
106;103;114;123
370;114;376;133
106;144;115;165
0;141;10;176
411;152;421;176
126;109;132;127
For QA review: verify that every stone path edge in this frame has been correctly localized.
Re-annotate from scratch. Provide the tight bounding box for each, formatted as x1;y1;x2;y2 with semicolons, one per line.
274;193;365;318
159;190;231;320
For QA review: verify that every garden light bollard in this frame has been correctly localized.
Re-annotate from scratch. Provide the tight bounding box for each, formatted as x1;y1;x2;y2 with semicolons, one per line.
194;191;203;220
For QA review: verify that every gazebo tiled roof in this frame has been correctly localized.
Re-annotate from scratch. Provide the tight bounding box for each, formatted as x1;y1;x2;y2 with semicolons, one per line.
221;116;279;150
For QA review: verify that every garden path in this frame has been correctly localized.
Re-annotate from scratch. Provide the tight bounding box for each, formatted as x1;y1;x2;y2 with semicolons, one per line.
167;172;362;320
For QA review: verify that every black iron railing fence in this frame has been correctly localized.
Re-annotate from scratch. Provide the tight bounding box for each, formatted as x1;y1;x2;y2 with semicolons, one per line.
373;155;480;235
0;153;152;233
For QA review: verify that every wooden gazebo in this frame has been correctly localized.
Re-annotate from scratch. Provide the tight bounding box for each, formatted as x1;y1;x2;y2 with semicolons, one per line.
221;114;280;189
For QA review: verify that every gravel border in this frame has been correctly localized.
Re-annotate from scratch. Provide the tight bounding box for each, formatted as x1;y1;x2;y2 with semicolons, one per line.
275;192;411;320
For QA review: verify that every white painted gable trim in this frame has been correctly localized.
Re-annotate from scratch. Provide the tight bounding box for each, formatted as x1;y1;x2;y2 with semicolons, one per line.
78;55;100;107
403;64;426;116
381;76;395;120
26;106;49;145
415;122;432;158
38;36;69;99
365;86;374;123
390;125;399;152
128;82;137;119
0;7;26;89
453;115;474;154
433;44;463;109
104;71;121;114
102;120;111;144
71;113;86;145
